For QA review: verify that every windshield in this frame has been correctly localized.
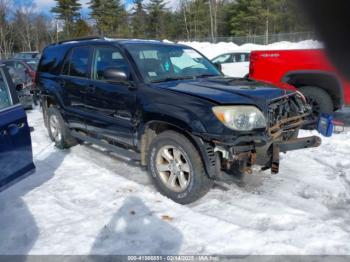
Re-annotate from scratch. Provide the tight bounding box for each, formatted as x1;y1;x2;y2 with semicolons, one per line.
125;43;221;83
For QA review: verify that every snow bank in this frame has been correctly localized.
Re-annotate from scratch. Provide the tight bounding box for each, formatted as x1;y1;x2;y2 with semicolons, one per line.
177;40;323;59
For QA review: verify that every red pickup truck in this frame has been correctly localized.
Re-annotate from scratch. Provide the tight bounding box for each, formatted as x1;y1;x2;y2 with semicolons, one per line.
249;49;350;116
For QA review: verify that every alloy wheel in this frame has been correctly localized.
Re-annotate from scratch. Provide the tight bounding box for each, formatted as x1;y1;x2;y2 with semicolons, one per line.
49;114;62;143
155;145;192;192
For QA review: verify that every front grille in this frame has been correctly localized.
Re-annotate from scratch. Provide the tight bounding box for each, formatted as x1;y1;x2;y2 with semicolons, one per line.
267;93;308;138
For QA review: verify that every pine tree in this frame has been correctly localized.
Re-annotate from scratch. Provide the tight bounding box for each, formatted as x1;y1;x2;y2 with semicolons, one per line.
75;18;93;37
131;0;147;38
145;0;167;39
89;0;127;36
51;0;81;38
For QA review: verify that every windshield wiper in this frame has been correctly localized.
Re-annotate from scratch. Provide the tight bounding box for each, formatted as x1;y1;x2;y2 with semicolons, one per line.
151;76;194;83
194;74;219;79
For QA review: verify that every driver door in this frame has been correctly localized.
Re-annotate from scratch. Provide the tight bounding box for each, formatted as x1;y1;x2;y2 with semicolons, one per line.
0;66;35;191
84;46;137;147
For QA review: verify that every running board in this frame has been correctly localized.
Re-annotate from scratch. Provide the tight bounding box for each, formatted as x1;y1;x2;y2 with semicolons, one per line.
71;131;141;161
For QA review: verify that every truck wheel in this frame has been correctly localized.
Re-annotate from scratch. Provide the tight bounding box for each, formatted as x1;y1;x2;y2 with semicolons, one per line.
46;106;77;149
299;86;334;117
148;131;213;204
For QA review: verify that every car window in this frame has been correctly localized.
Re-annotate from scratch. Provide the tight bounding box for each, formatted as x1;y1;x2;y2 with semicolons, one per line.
126;44;221;83
0;70;12;110
233;53;250;63
170;50;207;71
14;61;25;70
212;54;232;64
92;47;130;81
62;47;91;78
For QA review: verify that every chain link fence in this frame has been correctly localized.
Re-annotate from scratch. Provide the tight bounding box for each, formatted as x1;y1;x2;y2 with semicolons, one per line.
176;31;316;44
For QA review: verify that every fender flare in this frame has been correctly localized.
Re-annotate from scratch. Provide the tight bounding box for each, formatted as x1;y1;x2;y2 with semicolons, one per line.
281;70;344;109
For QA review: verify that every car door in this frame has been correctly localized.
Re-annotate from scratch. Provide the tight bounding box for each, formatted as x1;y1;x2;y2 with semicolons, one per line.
0;66;35;191
84;46;137;147
60;46;93;130
212;54;235;77
223;53;250;78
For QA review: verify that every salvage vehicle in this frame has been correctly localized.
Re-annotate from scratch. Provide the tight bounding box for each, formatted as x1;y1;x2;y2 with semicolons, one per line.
1;59;35;109
0;64;35;191
212;51;250;78
249;49;350;117
37;37;323;204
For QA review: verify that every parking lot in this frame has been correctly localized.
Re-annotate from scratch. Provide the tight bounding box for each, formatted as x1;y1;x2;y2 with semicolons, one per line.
0;107;349;255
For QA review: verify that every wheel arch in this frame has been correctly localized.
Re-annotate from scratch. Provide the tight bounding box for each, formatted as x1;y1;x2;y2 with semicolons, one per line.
282;70;344;110
139;120;216;179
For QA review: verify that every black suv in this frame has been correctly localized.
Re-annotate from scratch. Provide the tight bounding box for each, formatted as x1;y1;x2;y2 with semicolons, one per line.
37;37;321;204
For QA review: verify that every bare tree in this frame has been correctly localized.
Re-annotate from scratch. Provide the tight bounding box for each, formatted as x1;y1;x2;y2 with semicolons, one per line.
180;0;190;41
0;0;14;58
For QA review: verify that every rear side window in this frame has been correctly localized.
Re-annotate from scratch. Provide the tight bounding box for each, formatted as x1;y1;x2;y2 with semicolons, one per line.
233;53;250;62
62;47;91;78
0;70;12;110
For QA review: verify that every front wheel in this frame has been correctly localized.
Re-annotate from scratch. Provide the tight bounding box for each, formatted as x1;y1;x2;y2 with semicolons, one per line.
148;131;213;204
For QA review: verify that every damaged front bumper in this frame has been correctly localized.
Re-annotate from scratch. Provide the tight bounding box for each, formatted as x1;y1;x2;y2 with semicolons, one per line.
195;96;322;179
210;134;321;179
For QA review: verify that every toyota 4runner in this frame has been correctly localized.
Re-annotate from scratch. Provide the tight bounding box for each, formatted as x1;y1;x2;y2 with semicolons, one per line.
37;37;321;204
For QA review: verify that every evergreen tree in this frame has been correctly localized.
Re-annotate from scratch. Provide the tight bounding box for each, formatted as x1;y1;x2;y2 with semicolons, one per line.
145;0;167;39
131;0;147;38
89;0;127;36
51;0;81;38
75;18;93;37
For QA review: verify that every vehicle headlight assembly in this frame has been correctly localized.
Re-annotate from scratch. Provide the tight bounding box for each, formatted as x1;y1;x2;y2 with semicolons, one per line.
212;106;266;131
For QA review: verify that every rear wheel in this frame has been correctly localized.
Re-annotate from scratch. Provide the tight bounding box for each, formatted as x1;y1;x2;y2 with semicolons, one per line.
299;86;334;118
148;131;213;204
46;106;77;149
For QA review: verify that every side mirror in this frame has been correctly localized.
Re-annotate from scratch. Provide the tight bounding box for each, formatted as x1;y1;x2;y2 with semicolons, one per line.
103;68;128;83
213;62;222;72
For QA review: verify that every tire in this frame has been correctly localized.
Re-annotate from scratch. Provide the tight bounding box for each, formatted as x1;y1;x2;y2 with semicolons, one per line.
299;86;334;117
46;106;77;149
148;131;213;205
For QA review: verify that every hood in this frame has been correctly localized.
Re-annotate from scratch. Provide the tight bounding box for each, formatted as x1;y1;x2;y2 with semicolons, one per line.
155;78;289;108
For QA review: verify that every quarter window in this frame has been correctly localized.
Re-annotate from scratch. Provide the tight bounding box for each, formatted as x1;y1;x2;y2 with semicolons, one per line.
0;70;12;110
63;47;91;78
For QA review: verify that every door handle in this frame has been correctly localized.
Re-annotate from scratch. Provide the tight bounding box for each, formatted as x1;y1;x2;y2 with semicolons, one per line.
7;124;20;136
86;85;96;94
60;80;66;88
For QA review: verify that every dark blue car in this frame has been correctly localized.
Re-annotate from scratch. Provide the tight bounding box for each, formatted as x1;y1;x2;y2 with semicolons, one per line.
0;64;35;191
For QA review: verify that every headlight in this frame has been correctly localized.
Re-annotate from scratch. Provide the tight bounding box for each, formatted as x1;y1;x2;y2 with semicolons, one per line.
212;106;266;131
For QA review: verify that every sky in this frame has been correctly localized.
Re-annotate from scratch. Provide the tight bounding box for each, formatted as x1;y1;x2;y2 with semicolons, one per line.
15;0;179;15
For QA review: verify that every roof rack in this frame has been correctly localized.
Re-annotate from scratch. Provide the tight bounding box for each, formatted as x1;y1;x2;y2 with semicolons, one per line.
56;36;105;45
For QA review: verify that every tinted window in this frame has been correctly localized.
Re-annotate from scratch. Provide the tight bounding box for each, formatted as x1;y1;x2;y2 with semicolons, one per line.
233;53;250;62
92;47;130;81
0;70;12;110
64;47;91;78
39;47;60;74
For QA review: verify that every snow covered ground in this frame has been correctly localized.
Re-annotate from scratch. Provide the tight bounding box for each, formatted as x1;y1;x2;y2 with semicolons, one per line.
179;40;322;59
0;107;350;255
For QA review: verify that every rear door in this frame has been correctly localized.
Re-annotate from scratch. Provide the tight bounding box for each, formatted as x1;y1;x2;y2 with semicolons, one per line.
0;66;35;191
59;46;93;130
223;53;250;78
